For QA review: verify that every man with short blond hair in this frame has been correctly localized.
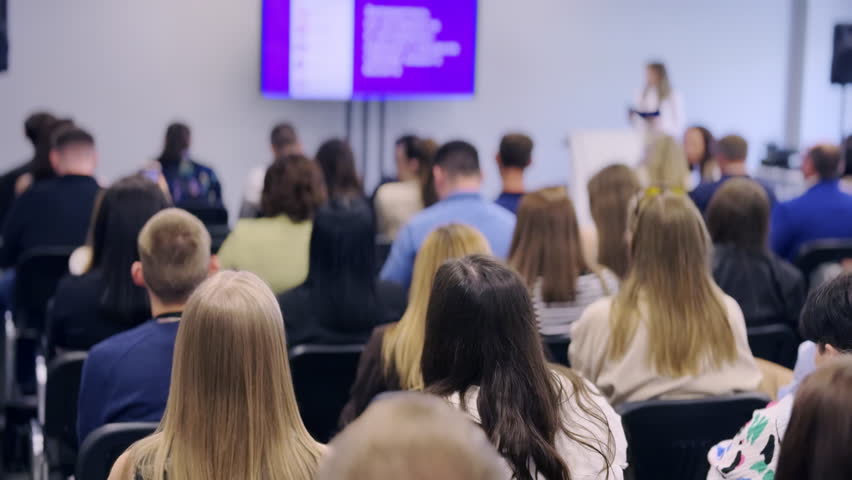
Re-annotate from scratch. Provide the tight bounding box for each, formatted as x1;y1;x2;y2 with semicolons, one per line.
77;208;218;443
318;392;507;480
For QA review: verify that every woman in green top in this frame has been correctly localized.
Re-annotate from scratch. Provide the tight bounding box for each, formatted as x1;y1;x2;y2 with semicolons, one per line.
217;154;326;293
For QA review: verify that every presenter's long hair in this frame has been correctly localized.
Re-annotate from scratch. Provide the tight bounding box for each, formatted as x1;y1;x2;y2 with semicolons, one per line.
646;62;672;101
587;165;640;278
381;224;491;391
510;186;598;302
122;272;323;480
776;357;852;480
422;255;615;480
609;192;736;377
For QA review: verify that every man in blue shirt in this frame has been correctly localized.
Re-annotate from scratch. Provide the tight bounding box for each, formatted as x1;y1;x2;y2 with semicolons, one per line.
380;140;516;288
494;133;533;213
771;144;852;261
77;208;218;443
689;134;777;212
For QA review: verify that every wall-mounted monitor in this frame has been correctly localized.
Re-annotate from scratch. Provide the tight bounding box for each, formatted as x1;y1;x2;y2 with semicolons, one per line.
261;0;477;100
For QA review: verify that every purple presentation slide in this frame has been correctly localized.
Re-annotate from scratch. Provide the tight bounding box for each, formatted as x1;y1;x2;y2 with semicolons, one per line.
261;0;477;100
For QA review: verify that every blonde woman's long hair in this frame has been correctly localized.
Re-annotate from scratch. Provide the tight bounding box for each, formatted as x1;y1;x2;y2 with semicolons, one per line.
509;186;594;302
381;224;491;390
588;165;641;279
121;272;323;480
642;135;689;190
608;192;736;377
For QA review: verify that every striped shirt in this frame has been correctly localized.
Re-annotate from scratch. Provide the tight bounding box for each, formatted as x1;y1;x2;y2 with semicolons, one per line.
534;270;618;337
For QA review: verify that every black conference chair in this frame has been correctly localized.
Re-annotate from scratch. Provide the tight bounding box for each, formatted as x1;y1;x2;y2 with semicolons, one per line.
795;238;852;288
617;393;770;480
30;351;87;479
179;205;229;253
747;324;799;369
289;344;364;443
543;336;571;367
12;247;74;395
375;239;392;275
76;422;158;480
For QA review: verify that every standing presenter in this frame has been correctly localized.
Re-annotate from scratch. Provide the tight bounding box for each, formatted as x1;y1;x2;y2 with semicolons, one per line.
630;62;685;142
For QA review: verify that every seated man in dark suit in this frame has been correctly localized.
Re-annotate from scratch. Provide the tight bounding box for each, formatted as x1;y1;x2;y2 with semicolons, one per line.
0;112;55;226
76;209;218;443
0;126;101;267
689;134;777;212
771;144;852;261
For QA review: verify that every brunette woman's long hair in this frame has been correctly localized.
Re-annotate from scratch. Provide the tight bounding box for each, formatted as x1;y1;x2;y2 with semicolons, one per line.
422;255;614;480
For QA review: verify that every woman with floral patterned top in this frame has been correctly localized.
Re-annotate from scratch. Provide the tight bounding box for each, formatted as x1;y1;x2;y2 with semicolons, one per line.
707;272;852;479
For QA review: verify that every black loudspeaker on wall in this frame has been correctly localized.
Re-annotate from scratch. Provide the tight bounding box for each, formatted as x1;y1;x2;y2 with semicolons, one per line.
0;0;7;72
832;24;852;85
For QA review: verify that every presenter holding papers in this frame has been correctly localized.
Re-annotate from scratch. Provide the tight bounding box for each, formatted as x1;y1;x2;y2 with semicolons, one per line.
630;62;685;142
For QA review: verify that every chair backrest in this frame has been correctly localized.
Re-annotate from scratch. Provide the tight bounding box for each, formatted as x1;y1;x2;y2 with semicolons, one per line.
747;324;799;369
44;351;87;458
543;336;571;367
288;344;364;443
795;238;852;286
181;205;228;225
618;393;770;480
76;422;158;480
375;240;392;275
207;224;231;254
14;247;74;333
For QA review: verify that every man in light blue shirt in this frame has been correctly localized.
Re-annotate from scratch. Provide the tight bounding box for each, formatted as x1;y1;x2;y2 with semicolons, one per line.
380;140;516;288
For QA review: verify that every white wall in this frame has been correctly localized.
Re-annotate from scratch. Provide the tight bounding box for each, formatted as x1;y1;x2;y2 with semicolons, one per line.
799;0;852;147
0;0;795;217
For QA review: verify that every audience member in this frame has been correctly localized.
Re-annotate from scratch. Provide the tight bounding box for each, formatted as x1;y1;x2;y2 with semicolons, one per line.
0;126;101;267
240;122;303;218
48;176;171;353
217;154;325;293
17;117;75;195
586;164;641;278
77;209;217;443
374;136;438;240
707;178;805;327
570;192;761;405
509;186;617;337
689;134;777;212
108;272;323;480
494;132;533;213
0;111;55;225
418;138;440;208
707;272;852;479
774;358;852;480
319;392;506;480
155;122;223;209
637;134;690;189
684;125;718;185
315;138;367;208
340;224;491;424
422;255;627;479
380;140;515;288
278;203;406;346
771;144;852;261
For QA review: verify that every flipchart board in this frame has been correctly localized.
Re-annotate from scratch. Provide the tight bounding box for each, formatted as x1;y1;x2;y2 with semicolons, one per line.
567;128;644;226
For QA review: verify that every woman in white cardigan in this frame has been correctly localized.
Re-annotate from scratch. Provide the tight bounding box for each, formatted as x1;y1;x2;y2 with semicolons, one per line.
570;191;762;407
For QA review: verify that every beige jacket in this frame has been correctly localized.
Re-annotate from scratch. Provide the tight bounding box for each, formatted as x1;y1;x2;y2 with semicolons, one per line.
570;293;762;406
